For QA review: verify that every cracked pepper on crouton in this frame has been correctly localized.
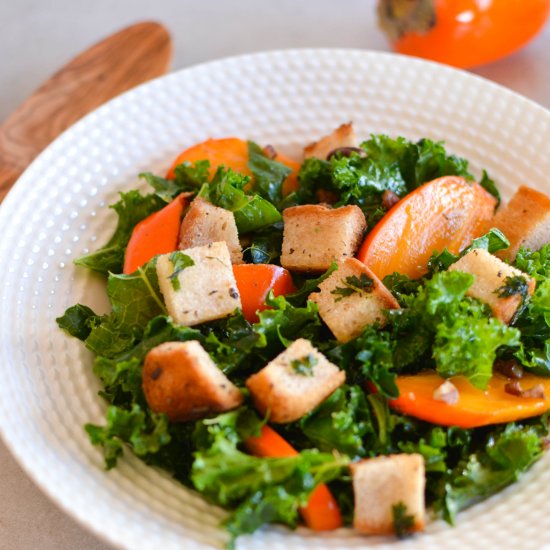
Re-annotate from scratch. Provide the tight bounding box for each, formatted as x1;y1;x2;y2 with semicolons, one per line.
492;186;550;261
303;122;359;160
350;453;425;535
280;204;367;272
246;338;346;423
156;241;241;326
179;196;243;264
142;340;243;422
449;248;535;324
309;258;400;343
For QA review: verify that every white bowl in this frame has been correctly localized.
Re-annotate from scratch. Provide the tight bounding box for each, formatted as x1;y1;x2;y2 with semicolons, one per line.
1;49;549;550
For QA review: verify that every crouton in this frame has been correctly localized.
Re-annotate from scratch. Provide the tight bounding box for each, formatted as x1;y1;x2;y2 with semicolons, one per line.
156;241;241;326
142;340;243;421
492;186;550;261
246;338;345;423
179;196;243;264
304;122;359;160
449;248;535;324
309;258;400;343
350;453;425;535
280;204;367;272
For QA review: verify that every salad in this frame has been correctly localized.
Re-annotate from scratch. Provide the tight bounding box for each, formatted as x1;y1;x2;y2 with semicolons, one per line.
57;123;550;546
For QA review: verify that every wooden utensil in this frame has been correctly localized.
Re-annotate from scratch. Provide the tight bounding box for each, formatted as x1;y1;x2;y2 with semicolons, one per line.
0;21;172;201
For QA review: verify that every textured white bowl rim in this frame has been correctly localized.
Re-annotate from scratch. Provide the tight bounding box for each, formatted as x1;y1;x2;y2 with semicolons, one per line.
0;49;550;548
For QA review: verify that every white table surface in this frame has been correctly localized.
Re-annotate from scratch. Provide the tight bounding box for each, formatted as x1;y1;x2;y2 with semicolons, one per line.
0;1;549;548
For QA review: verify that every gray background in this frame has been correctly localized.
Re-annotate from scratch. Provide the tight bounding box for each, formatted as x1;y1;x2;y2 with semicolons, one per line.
0;1;549;548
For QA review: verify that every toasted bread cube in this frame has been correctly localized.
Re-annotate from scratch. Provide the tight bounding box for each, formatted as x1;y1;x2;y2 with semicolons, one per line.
309;258;400;343
157;241;241;326
142;341;243;421
351;454;425;535
179;197;243;264
304;122;359;160
449;248;535;324
492;186;550;261
246;338;345;423
281;204;366;272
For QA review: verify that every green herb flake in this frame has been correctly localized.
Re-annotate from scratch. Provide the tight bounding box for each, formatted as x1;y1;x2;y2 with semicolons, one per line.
331;273;375;302
290;353;318;376
495;275;530;300
168;252;195;290
392;501;415;539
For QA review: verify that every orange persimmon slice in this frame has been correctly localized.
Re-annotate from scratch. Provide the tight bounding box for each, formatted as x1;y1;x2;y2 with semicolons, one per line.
357;176;497;280
233;264;296;323
389;371;550;429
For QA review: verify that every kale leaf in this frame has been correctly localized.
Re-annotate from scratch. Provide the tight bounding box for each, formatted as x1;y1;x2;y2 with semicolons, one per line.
75;190;164;274
296;135;482;228
56;304;98;341
440;424;544;522
86;403;171;469
299;385;373;458
85;258;166;358
429;228;510;273
199;167;281;233
391;271;520;388
247;141;292;206
191;409;349;545
140;159;211;202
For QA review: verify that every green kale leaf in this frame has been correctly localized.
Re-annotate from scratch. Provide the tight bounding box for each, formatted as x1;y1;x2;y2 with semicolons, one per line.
85;258;166;357
93;316;201;404
391;271;520;388
441;424;544;522
247;141;292;205
75;190;164;274
434;300;521;389
199;167;281;233
285;262;338;307
56;304;98;340
86;403;171;469
191;409;349;545
514;244;550;282
429;228;510;273
299;385;374;458
296;135;479;228
244;222;283;264
140;159;211;202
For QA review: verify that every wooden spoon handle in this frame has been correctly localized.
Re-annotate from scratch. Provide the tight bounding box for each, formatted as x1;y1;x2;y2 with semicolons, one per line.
0;21;172;202
0;164;20;197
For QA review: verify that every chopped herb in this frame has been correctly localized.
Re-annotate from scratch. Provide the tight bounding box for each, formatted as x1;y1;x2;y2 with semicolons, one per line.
168;252;194;290
495;275;530;300
290;353;318;376
392;501;415;539
331;273;374;302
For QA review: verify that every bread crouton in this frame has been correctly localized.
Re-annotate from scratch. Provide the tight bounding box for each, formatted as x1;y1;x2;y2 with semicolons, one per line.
350;453;425;535
492;186;550;261
280;204;367;272
449;248;535;324
179;197;243;264
142;341;243;421
246;338;345;423
156;241;241;326
304;122;359;160
309;258;400;343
